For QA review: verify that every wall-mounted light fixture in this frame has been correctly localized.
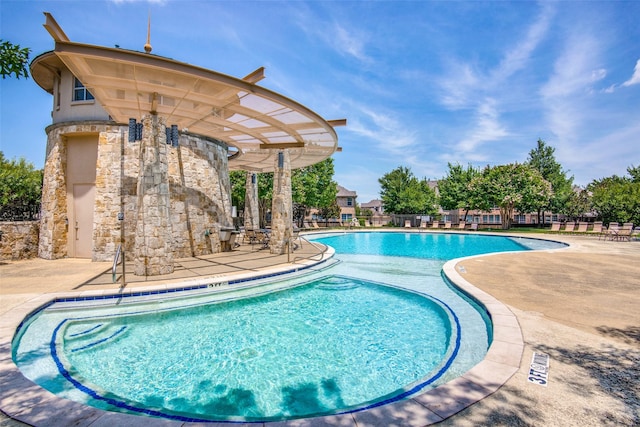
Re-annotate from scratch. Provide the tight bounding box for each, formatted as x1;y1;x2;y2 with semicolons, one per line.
278;151;284;168
171;125;179;147
136;123;143;141
128;118;144;142
251;173;256;184
165;124;180;146
128;118;138;142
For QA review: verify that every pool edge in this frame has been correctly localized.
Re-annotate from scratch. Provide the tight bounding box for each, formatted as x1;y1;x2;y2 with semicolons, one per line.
1;234;531;427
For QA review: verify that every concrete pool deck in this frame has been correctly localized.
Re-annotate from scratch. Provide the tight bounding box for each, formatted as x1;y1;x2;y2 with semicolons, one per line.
1;231;638;426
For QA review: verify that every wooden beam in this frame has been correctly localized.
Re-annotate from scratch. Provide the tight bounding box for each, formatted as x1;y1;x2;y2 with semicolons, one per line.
150;92;158;113
259;142;304;149
327;119;347;127
44;13;70;42
243;67;265;84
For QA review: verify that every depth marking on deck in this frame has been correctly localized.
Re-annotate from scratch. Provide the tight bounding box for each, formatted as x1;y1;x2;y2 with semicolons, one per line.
527;352;550;386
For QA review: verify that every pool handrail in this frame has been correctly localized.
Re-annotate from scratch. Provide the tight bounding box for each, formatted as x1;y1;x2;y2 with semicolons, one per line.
292;234;329;263
111;244;125;287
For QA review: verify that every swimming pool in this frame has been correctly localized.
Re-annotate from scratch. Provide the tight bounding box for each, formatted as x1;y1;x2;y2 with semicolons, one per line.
12;232;566;422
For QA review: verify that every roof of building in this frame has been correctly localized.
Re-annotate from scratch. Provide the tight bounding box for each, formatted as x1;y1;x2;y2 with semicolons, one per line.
30;13;344;173
361;199;383;208
336;185;357;197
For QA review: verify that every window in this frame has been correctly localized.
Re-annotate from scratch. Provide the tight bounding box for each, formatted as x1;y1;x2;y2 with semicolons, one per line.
341;214;352;222
346;197;353;206
73;78;94;102
483;215;501;224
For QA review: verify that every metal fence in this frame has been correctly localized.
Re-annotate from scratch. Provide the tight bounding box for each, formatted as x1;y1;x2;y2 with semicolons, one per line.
0;204;41;221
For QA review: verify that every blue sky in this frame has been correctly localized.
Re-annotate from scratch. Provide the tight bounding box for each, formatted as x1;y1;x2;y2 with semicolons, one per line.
1;1;639;203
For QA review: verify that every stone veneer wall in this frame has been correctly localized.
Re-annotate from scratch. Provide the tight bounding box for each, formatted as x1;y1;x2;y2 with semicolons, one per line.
38;119;233;270
168;131;232;258
0;221;39;260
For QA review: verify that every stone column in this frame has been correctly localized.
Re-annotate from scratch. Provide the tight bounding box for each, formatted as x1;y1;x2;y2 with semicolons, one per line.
244;171;260;230
38;128;68;259
133;114;174;275
269;150;293;255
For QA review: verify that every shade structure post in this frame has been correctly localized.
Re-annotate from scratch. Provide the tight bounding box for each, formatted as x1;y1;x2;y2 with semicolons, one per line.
244;172;260;231
269;150;293;255
133;113;174;276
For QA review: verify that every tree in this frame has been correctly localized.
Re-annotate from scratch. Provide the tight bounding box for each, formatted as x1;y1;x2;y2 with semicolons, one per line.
317;200;341;227
627;164;640;182
229;170;246;210
588;166;640;225
291;158;338;225
0;152;43;206
438;163;480;221
228;158;338;228
378;166;438;215
526;139;574;225
257;172;274;228
565;188;592;222
0;40;30;79
469;163;552;229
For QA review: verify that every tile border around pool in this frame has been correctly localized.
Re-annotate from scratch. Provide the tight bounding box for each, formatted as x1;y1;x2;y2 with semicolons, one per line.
1;233;530;427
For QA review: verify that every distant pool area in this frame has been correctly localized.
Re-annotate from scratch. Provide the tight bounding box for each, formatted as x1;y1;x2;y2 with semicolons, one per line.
308;231;559;259
12;232;567;423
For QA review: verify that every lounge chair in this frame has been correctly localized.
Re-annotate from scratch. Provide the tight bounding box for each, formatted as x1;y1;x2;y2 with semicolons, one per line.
575;222;589;233
550;222;561;232
563;222;575;233
588;221;603;237
457;221;466;230
600;222;619;240
404;220;412;228
612;223;634;241
469;223;478;231
311;220;320;229
419;220;428;229
443;221;452;229
431;221;440;229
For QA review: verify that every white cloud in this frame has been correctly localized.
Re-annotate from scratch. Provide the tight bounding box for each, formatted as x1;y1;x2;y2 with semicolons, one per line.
332;24;371;63
438;63;479;109
346;105;417;155
590;69;607;82
539;27;607;147
291;9;372;64
455;98;510;154
622;59;640;87
492;2;554;82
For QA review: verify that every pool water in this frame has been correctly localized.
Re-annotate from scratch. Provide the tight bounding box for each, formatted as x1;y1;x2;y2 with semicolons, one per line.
13;232;566;422
312;232;533;259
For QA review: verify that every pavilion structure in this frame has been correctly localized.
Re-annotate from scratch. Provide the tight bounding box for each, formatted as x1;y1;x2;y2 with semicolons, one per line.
30;13;344;276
